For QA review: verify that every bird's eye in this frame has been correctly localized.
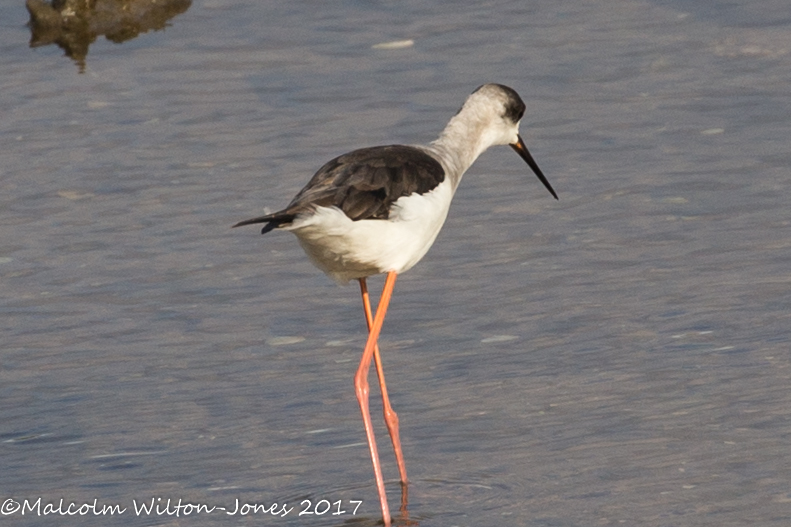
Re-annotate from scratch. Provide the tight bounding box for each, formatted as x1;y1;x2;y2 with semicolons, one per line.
503;101;525;124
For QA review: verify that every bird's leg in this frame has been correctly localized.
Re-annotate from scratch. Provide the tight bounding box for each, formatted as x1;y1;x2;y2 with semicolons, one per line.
354;271;397;527
359;277;409;485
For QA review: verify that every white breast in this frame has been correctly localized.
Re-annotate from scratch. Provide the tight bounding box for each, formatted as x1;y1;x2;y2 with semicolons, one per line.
286;178;455;284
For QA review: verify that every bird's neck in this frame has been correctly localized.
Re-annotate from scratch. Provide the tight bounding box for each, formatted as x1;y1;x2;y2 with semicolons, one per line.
429;112;492;190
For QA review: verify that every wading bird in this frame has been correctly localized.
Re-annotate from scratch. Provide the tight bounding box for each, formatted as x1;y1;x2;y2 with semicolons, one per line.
234;83;558;526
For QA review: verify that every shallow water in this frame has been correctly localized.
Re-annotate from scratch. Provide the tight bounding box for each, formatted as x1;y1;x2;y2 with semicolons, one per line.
2;1;791;526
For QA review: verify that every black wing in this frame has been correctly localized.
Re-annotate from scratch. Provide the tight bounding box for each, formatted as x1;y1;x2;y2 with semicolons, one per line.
233;145;445;234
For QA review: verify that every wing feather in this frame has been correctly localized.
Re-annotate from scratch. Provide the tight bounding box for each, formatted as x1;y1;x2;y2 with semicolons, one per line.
234;145;445;233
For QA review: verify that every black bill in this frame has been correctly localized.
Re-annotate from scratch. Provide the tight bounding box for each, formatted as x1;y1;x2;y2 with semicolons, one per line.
510;135;558;200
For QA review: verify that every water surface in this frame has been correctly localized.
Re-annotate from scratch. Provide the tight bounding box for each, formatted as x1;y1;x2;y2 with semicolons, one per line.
2;1;790;525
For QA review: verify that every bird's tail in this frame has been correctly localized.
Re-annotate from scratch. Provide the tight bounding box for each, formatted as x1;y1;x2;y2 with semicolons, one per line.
232;211;295;234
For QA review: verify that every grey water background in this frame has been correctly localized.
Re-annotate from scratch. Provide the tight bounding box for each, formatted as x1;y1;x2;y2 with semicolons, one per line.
2;1;791;525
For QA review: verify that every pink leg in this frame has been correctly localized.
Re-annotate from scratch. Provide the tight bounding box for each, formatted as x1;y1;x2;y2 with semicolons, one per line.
359;277;409;485
354;271;397;527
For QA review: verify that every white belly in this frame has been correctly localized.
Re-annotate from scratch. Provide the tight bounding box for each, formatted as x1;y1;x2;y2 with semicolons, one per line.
286;180;454;284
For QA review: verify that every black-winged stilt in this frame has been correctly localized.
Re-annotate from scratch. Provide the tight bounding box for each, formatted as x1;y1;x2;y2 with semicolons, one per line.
234;83;558;525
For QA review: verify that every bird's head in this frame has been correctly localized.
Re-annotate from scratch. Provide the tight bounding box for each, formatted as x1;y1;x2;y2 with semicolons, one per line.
462;84;558;199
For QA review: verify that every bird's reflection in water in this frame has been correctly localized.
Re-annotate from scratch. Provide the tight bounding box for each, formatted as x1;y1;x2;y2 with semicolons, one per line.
26;0;191;72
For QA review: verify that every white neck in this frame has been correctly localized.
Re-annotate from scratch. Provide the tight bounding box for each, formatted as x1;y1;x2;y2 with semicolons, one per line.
427;109;502;191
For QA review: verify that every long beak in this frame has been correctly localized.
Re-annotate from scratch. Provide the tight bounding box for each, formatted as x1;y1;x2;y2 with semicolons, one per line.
510;134;558;200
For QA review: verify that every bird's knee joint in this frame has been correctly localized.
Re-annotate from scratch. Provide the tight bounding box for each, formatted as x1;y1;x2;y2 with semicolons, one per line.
354;379;370;400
